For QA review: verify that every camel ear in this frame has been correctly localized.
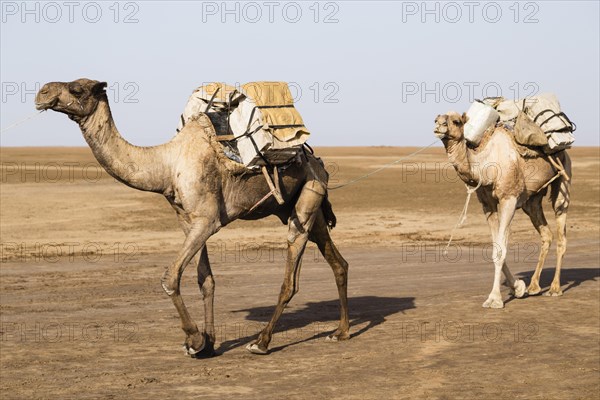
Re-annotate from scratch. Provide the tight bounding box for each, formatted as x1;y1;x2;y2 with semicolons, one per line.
461;112;469;125
92;81;107;95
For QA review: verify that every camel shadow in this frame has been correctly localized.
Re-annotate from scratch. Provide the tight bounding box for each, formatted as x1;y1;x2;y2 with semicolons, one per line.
516;267;599;295
216;295;415;355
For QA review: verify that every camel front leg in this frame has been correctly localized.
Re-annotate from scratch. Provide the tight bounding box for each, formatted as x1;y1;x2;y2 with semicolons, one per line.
246;180;326;354
480;196;525;300
161;218;218;356
196;246;216;355
483;196;517;309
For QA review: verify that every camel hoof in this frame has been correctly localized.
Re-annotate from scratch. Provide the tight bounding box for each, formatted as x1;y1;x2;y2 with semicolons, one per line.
512;279;527;298
246;343;268;355
182;333;214;358
326;332;350;342
182;341;206;357
527;285;542;296
545;290;563;297
191;340;216;359
482;297;504;309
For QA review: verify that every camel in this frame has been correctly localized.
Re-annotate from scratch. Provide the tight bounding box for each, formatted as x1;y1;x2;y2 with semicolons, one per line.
35;78;350;356
434;112;571;308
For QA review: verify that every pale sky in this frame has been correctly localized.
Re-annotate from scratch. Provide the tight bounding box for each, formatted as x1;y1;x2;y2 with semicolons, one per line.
1;0;599;146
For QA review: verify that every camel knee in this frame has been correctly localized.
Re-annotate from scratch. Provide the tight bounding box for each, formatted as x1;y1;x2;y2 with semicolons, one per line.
540;228;553;251
556;237;567;256
335;271;347;288
295;180;326;218
333;264;348;285
492;244;507;265
199;275;215;298
339;258;349;272
287;216;310;246
279;284;297;305
161;270;179;296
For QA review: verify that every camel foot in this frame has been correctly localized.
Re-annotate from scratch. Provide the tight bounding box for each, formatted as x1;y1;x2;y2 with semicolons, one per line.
246;342;268;355
182;341;205;357
482;297;504;309
527;283;542;296
545;289;563;297
182;332;214;358
512;279;526;298
191;338;216;359
326;329;350;342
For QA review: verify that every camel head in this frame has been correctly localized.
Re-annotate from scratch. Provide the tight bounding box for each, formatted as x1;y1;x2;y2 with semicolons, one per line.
434;112;468;141
35;78;107;121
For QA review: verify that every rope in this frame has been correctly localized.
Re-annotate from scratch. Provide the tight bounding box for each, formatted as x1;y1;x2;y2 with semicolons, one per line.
1;111;45;134
328;140;438;190
443;174;482;256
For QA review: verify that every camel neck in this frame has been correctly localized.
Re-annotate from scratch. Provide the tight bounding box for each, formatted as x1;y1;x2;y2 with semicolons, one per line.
78;99;171;193
444;137;480;186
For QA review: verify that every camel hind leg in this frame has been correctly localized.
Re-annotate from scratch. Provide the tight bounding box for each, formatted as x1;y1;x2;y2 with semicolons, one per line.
548;154;571;296
309;209;350;341
522;194;553;295
246;180;327;354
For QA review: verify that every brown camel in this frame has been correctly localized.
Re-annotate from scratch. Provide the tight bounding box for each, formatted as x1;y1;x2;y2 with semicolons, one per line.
35;78;350;356
434;112;571;308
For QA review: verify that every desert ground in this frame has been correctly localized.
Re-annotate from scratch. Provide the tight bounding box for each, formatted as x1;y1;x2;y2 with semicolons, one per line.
1;146;598;399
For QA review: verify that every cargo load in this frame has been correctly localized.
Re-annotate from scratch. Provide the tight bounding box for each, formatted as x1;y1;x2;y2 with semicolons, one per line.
481;93;575;153
463;101;500;145
177;81;310;168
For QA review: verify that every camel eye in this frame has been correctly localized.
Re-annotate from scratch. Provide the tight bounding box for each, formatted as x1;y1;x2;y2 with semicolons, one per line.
453;119;461;125
69;83;83;95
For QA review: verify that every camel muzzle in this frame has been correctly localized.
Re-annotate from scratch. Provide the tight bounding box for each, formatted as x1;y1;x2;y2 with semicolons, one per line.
35;101;54;111
433;115;448;138
434;124;448;139
35;92;58;110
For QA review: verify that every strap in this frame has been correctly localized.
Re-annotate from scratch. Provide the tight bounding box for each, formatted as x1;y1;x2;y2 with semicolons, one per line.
248;188;277;213
534;110;576;133
267;124;305;129
534;109;573;127
303;143;315;155
536;172;561;193
245;106;259;134
248;132;270;166
547;154;570;182
204;87;220;113
256;105;295;109
233;124;264;141
225;89;239;136
262;166;284;205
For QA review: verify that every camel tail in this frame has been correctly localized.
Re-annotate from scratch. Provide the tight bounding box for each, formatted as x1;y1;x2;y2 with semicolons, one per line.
321;194;337;229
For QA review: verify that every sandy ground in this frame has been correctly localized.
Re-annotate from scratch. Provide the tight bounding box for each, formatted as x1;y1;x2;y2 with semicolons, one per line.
0;146;598;399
